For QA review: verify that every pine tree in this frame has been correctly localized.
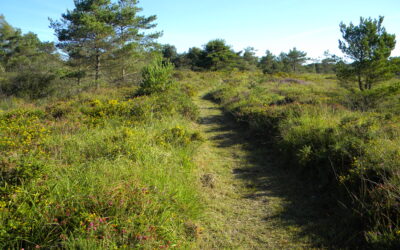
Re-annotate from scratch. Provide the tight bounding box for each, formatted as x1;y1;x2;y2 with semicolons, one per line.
338;16;396;90
203;39;238;71
110;0;161;82
50;0;115;86
286;47;307;72
50;0;160;86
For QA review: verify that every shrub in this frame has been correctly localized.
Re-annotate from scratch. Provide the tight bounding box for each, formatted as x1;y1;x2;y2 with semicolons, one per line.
0;71;57;99
138;57;175;95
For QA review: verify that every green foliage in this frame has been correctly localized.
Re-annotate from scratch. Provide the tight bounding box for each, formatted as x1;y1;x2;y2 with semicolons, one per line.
161;44;178;63
286;47;308;72
138;57;175;95
237;47;258;71
259;50;282;74
304;51;338;74
0;16;63;98
338;16;396;91
186;47;204;70
211;72;400;247
50;0;160;84
0;80;202;248
159;126;203;147
258;48;308;74
390;57;400;76
202;39;239;71
341;82;400;112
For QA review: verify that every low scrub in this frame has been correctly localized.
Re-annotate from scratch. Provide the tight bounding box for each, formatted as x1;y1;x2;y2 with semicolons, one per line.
0;83;202;248
211;74;400;248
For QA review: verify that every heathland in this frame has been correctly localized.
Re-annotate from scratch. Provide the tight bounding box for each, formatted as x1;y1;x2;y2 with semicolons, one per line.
1;1;400;248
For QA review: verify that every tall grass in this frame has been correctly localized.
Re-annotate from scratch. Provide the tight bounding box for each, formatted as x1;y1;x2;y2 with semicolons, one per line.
0;82;203;248
211;72;400;248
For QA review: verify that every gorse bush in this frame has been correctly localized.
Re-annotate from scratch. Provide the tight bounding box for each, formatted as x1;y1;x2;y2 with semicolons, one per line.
0;109;49;187
138;57;175;95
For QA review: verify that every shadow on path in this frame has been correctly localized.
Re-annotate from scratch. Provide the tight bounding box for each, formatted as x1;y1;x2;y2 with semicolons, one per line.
199;93;363;249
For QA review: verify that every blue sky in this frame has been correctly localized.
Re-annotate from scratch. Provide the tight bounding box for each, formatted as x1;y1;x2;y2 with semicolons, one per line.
1;0;400;59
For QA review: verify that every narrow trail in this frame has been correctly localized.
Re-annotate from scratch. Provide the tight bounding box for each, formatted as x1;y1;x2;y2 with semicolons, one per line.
193;92;331;249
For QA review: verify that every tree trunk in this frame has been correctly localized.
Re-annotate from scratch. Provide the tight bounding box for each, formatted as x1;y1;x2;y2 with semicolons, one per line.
358;74;364;91
122;67;126;82
366;79;372;90
95;52;100;88
120;27;126;83
77;64;81;86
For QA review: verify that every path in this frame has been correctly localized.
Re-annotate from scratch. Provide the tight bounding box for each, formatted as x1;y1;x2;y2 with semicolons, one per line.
193;92;334;249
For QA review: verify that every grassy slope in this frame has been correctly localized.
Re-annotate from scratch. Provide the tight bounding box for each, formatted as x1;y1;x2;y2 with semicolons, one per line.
208;72;400;248
0;85;203;248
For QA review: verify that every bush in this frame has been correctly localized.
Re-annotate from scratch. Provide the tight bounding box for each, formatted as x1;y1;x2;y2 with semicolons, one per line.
138;57;175;95
0;71;58;99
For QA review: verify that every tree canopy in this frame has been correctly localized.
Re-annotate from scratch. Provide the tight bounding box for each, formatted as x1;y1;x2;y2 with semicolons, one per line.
50;0;160;85
202;39;238;71
338;16;396;91
0;15;61;98
286;47;308;72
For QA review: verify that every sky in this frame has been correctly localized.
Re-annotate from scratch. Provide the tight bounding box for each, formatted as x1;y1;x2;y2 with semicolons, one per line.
1;0;400;59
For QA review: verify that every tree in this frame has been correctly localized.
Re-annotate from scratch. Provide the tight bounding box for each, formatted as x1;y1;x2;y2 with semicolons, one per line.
50;0;116;85
236;47;258;71
276;52;291;72
259;50;281;74
242;47;258;64
390;57;400;77
161;44;178;61
319;50;339;74
50;0;160;86
338;16;396;91
0;15;62;98
110;0;160;82
286;47;307;72
0;15;19;69
138;56;174;95
186;47;204;70
203;39;238;71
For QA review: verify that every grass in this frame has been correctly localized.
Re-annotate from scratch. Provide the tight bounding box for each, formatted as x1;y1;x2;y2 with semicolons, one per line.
193;91;316;249
208;71;400;248
2;69;400;248
0;84;203;248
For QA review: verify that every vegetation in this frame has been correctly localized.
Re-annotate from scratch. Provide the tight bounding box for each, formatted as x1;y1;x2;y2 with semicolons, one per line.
0;83;203;248
0;15;63;98
1;1;400;247
50;0;160;86
138;56;175;95
210;72;400;248
338;16;396;91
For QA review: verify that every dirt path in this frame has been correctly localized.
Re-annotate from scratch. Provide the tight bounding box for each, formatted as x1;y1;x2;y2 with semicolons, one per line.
193;92;331;249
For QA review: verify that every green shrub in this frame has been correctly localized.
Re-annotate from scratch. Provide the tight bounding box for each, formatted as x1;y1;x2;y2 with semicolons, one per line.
211;73;400;247
138;57;175;95
0;69;61;99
